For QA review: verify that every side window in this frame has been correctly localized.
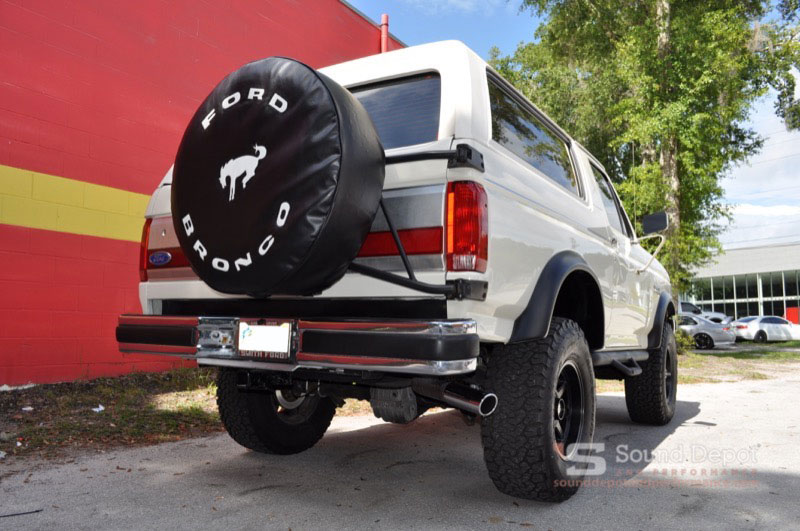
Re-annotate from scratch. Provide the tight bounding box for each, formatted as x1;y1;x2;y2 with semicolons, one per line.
682;302;701;314
590;164;625;235
488;79;580;196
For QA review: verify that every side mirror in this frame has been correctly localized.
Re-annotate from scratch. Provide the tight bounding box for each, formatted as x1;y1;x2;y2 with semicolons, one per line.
634;211;669;274
642;211;668;235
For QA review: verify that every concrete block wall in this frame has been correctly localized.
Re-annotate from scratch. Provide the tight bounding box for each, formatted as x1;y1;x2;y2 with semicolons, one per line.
0;0;403;385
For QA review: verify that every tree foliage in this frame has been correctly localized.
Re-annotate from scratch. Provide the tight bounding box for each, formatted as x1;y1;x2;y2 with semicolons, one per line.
491;0;800;293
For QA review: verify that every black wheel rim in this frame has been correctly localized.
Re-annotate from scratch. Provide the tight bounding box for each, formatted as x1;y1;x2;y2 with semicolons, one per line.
695;334;710;349
271;391;317;425
664;345;675;403
553;360;584;459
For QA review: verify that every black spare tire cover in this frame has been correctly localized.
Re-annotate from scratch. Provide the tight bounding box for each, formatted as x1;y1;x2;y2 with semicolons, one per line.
171;57;385;296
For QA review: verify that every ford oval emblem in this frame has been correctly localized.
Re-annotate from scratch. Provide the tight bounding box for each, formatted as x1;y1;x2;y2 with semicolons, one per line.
148;251;172;266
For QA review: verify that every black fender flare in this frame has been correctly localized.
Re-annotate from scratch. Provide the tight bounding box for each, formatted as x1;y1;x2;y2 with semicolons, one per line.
647;291;676;350
509;250;603;345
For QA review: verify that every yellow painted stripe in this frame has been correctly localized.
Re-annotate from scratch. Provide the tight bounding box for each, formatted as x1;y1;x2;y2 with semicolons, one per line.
0;164;151;242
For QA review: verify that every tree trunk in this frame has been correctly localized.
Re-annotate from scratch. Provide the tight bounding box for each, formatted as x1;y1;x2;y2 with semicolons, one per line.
656;0;681;305
660;135;679;264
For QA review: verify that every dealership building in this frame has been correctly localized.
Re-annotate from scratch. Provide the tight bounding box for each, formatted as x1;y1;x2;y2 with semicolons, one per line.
0;1;403;385
684;242;800;322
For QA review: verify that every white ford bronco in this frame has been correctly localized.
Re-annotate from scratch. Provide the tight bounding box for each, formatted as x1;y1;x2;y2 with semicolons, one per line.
116;41;676;502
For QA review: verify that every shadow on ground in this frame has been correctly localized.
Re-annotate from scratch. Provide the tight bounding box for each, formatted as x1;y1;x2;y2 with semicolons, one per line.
194;396;702;512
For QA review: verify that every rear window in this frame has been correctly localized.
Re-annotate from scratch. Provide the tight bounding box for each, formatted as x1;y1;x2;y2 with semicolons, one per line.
350;74;441;150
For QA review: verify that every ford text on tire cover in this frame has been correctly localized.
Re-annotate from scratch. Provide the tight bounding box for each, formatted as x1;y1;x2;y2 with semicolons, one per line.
115;41;676;502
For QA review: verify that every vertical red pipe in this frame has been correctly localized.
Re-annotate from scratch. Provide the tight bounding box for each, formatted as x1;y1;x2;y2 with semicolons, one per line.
380;13;389;53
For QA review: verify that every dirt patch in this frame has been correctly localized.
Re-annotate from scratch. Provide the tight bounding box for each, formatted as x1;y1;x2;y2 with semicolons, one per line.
0;368;224;461
0;367;379;463
596;348;800;393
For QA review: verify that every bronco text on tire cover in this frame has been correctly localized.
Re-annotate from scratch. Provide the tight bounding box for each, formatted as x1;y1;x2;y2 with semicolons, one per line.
171;57;385;297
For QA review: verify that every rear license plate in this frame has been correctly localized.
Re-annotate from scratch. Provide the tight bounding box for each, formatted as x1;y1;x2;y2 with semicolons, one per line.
237;321;293;362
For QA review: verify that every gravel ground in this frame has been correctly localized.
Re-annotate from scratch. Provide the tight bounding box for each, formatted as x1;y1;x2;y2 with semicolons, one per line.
2;369;800;530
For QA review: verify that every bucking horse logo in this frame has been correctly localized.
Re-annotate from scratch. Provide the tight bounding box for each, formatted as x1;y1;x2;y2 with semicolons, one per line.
219;144;267;201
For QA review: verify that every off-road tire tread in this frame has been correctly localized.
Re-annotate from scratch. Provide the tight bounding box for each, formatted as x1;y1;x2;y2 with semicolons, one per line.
624;322;676;425
481;318;595;502
216;368;335;454
217;369;273;453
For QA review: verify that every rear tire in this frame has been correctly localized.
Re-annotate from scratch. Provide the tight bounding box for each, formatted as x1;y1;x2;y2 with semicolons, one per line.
625;321;677;425
217;369;336;455
754;330;767;343
481;318;596;502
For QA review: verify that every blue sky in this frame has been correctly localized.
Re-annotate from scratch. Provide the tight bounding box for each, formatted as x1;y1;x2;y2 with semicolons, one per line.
347;0;541;59
349;0;800;249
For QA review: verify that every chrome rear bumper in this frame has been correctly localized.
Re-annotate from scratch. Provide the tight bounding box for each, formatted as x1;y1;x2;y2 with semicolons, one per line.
116;315;479;376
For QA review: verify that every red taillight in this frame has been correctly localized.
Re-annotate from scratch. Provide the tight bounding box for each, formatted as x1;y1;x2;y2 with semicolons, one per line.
139;218;152;282
723;327;730;331
358;227;443;257
140;218;190;280
446;181;488;272
736;325;748;330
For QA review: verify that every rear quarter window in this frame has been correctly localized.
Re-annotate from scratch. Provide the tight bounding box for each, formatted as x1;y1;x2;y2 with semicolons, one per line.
350;74;441;150
488;78;579;197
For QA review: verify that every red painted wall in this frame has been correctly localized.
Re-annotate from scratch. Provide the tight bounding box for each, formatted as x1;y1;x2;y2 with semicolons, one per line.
0;0;403;385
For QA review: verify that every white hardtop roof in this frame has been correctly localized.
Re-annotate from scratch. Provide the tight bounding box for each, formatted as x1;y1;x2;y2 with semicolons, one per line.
320;40;483;86
322;39;579;155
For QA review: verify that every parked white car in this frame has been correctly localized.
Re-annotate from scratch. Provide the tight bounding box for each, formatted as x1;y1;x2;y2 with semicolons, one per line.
677;314;735;349
732;316;800;342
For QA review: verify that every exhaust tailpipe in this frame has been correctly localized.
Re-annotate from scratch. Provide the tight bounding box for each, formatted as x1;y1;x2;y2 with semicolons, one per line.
413;380;497;417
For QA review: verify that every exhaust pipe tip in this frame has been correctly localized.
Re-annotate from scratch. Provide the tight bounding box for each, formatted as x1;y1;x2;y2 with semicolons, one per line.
412;380;498;418
478;393;498;417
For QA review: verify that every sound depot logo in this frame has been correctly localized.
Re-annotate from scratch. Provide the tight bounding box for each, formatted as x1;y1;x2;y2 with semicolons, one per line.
556;443;760;489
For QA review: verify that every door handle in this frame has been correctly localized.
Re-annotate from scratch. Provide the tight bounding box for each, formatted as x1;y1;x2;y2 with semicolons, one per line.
610;237;618;246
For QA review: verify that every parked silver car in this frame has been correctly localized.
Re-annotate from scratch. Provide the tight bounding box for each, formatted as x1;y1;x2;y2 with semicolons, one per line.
680;302;729;324
678;313;735;349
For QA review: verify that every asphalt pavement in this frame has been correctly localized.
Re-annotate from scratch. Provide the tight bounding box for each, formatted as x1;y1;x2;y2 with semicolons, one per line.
2;370;800;530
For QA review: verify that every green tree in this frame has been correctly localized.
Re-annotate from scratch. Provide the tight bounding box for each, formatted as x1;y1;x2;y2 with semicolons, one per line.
491;0;800;294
